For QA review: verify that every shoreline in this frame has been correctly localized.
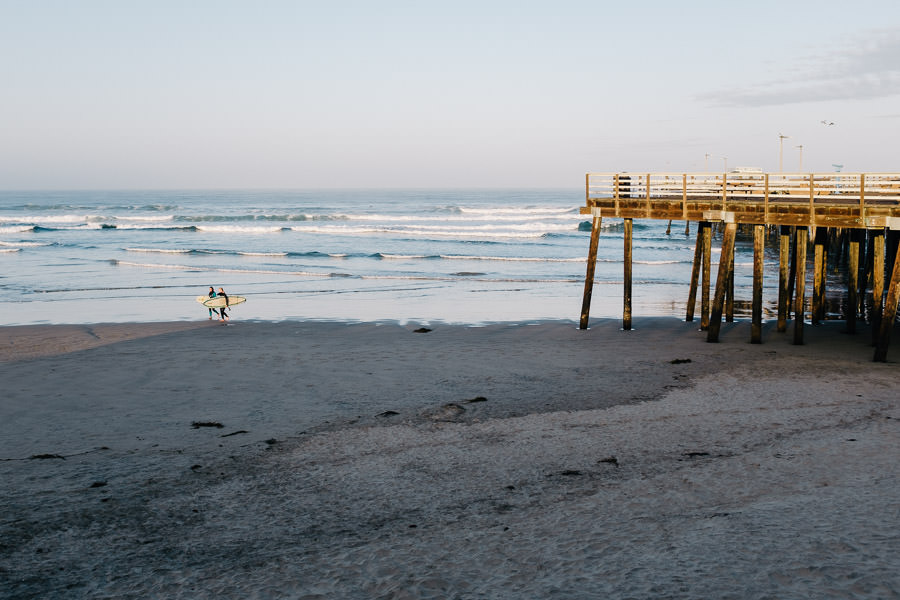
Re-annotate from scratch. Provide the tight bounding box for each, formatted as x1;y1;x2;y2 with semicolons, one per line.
2;318;897;598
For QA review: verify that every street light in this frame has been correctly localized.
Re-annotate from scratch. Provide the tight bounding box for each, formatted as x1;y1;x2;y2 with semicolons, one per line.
722;156;728;172
779;133;790;172
796;144;803;172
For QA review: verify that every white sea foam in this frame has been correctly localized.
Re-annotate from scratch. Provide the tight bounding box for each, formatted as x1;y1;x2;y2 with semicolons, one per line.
349;212;580;222
125;247;192;254
0;214;88;224
195;225;286;233
0;240;50;247
440;255;584;263
290;223;576;238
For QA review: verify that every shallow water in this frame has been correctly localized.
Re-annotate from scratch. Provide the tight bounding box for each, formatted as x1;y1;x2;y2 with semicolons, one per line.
0;189;858;325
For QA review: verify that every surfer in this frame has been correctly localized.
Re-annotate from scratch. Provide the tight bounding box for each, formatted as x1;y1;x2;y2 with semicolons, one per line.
207;286;219;320
218;287;230;322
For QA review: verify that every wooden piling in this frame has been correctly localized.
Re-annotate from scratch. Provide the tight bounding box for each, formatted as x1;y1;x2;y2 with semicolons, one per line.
579;171;900;360
872;229;885;345
793;227;808;345
860;229;872;320
787;226;798;320
725;244;735;323
847;230;859;333
686;224;704;322
707;222;736;343
777;225;790;332
812;227;828;325
701;221;712;331
579;214;602;329
752;224;764;343
623;218;633;331
874;234;900;361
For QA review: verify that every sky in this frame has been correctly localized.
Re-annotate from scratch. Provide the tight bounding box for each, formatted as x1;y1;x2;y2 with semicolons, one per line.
2;0;899;189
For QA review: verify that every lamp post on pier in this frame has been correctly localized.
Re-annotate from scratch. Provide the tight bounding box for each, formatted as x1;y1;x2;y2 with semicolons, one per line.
796;144;803;171
779;133;790;172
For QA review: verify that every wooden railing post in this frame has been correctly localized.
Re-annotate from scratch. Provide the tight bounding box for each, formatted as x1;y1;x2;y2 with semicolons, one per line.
809;173;815;227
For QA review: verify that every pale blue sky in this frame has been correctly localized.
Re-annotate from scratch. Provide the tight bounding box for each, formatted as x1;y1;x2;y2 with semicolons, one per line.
2;0;899;188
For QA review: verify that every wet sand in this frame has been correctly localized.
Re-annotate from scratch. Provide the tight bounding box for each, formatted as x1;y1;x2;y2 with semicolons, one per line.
1;318;897;599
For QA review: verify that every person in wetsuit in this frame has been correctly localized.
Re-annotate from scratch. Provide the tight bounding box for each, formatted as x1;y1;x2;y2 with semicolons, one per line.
217;287;229;322
207;286;219;320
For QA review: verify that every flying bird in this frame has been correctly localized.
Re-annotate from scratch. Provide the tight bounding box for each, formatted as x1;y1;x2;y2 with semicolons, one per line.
820;120;835;126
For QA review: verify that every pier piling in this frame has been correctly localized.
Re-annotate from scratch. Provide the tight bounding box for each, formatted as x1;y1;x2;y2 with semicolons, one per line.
581;171;900;359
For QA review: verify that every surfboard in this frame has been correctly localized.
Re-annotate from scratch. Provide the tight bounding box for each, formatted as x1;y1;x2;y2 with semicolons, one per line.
202;295;246;309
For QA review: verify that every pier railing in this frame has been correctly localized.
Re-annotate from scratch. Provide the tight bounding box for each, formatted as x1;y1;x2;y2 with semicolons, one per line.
584;172;900;228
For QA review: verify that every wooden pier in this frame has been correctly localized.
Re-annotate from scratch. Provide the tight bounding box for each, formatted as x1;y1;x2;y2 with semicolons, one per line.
579;172;900;361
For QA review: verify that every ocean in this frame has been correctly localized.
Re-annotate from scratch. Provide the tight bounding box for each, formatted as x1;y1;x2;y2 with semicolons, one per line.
0;189;811;326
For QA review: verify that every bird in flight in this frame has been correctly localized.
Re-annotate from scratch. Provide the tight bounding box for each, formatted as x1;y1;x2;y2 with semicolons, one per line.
820;120;835;126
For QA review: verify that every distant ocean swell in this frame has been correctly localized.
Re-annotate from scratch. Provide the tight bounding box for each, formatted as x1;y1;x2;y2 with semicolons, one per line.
110;260;584;284
1;189;729;325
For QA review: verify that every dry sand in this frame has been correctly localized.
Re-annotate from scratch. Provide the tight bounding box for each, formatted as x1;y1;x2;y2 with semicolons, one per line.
1;318;898;599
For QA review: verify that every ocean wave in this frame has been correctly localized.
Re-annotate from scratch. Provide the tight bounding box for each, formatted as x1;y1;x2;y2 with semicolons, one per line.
458;206;579;216
125;247;193;254
439;255;584;263
109;215;175;222
175;214;348;223
110;259;582;284
288;223;581;238
633;259;685;265
349;212;581;223
13;203;181;212
0;240;52;248
0;226;40;234
373;253;435;260
195;225;288;233
0;247;21;253
112;260;344;278
0;214;90;224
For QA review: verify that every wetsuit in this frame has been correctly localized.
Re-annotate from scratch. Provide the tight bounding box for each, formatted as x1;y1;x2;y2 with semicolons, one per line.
219;291;229;320
208;289;219;318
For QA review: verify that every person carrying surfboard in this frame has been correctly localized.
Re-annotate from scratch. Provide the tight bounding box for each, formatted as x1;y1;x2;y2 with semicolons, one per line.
218;287;230;322
207;286;219;320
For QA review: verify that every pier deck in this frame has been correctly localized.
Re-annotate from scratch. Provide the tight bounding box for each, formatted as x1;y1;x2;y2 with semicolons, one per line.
579;172;900;361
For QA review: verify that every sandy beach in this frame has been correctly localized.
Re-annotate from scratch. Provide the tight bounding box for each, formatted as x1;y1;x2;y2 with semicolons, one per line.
1;318;898;599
